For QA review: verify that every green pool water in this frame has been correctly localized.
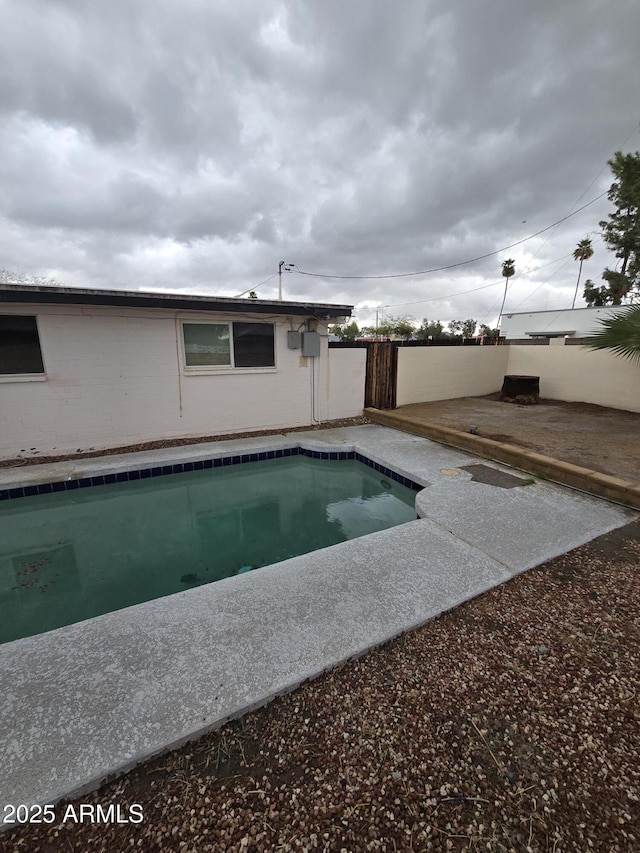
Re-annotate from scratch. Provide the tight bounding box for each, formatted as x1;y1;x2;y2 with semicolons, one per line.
0;456;417;643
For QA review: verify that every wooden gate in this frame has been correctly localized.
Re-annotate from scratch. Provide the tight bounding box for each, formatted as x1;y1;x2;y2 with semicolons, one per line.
365;342;398;409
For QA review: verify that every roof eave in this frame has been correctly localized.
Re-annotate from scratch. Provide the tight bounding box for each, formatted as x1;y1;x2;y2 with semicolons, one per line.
0;284;353;320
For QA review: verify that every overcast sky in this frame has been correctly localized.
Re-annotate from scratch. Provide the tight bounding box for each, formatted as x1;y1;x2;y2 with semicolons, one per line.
1;0;639;327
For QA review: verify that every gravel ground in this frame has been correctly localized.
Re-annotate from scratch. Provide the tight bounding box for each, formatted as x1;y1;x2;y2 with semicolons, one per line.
2;520;639;853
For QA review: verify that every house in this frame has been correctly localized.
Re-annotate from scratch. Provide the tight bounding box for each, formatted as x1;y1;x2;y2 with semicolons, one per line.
0;284;363;460
500;305;628;340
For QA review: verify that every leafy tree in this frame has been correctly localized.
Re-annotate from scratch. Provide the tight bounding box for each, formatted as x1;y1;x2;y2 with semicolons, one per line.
598;150;640;302
571;237;594;308
498;259;515;324
479;324;500;339
583;280;610;307
586;304;640;364
361;315;416;340
415;318;445;340
360;320;391;338
391;317;417;340
329;321;360;341
583;272;630;306
360;324;386;338
447;318;478;338
0;269;63;286
461;318;477;337
601;269;631;305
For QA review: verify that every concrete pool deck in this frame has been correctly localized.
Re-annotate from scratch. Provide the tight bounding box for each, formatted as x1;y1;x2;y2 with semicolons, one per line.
0;424;636;822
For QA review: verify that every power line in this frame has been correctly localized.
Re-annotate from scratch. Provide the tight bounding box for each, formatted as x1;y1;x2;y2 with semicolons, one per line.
384;279;503;309
383;253;573;309
304;126;635;288
508;257;573;313
234;272;278;298
290;191;608;281
491;119;640;308
554;120;639;221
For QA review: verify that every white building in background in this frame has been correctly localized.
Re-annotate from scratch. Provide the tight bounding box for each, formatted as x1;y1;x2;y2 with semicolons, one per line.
500;306;628;340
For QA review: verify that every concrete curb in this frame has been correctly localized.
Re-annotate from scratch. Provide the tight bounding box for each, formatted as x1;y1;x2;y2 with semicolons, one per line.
365;408;640;510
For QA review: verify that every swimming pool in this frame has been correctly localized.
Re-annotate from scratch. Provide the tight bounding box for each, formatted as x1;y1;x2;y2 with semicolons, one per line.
0;451;419;643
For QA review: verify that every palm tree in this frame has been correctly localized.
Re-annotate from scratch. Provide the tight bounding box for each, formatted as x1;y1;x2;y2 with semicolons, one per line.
497;259;515;326
571;237;594;309
586;304;640;364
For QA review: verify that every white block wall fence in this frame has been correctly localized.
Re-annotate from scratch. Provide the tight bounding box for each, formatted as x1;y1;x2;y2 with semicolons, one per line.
396;346;509;406
325;347;366;421
394;342;639;414
506;345;640;413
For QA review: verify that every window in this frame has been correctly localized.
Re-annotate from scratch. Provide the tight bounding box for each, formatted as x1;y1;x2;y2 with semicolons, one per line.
183;323;231;366
232;322;275;367
0;315;45;375
182;322;275;369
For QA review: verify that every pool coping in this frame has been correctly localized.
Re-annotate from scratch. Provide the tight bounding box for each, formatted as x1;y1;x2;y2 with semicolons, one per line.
0;425;635;825
0;446;423;502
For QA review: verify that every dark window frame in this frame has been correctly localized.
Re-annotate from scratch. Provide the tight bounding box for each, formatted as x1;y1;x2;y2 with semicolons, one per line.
181;320;276;370
0;314;46;377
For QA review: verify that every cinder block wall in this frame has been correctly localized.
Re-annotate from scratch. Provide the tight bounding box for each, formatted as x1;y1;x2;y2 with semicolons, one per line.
396;346;509;406
394;342;639;413
326;348;366;420
506;346;640;413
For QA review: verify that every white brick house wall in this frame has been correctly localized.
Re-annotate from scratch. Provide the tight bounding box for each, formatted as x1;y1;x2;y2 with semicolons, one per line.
0;303;364;459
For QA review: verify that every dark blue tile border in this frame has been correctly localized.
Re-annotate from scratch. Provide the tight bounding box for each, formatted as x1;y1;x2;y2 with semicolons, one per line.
0;446;423;500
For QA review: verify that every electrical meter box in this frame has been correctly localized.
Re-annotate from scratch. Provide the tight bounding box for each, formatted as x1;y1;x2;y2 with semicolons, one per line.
301;331;320;357
287;331;302;349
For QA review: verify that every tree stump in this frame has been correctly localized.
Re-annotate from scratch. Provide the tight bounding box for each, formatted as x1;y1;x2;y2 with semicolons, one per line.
500;374;540;405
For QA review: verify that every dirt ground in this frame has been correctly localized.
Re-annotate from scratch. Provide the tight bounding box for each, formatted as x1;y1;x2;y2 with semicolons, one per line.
395;396;640;484
0;417;370;468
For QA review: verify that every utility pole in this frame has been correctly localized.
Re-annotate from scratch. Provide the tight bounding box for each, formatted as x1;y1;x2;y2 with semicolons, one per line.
278;261;294;301
375;306;384;339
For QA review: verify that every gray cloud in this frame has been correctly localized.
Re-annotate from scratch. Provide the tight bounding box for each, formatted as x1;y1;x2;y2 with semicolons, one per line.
0;0;638;324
